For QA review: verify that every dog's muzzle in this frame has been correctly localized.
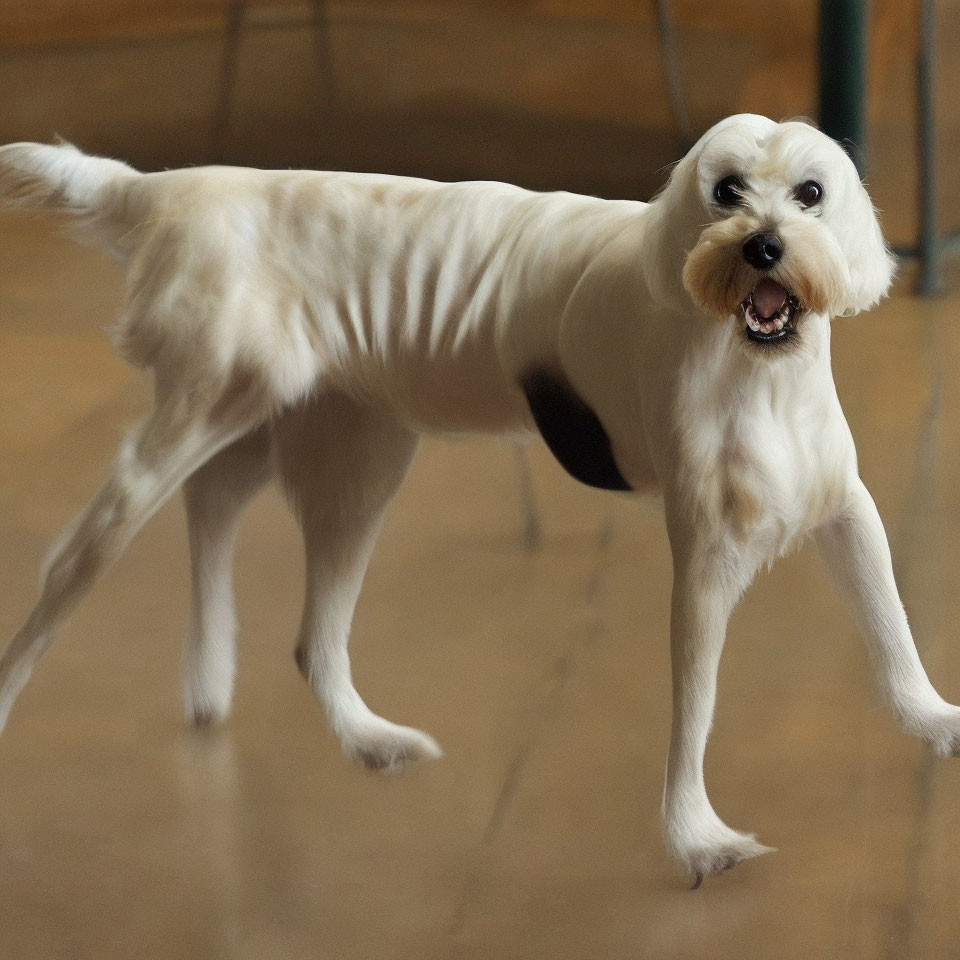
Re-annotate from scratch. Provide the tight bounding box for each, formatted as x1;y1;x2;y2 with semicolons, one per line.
740;278;801;344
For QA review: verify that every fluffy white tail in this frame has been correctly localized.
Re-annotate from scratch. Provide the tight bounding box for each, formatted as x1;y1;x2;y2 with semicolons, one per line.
0;141;142;255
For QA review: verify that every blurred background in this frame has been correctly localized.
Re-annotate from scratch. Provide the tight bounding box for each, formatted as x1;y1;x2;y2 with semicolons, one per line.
2;2;960;959
0;1;944;217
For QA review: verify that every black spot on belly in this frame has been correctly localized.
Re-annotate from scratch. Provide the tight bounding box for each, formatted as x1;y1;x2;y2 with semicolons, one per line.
521;369;631;491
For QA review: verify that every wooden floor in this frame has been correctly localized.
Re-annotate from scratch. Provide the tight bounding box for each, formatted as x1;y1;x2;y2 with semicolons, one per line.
2;214;960;955
6;8;960;955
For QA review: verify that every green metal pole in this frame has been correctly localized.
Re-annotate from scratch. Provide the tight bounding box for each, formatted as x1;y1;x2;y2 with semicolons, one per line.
916;0;942;295
819;0;868;176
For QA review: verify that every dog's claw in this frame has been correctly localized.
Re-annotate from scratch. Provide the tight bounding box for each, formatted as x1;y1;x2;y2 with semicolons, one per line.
689;854;746;885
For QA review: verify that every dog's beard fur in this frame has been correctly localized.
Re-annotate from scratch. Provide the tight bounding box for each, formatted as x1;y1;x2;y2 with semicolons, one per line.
681;213;851;327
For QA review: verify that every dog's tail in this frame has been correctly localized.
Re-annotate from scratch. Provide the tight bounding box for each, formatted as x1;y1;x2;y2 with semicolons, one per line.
0;141;144;257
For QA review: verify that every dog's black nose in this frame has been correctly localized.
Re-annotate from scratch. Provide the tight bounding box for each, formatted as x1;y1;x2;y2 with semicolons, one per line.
742;233;783;269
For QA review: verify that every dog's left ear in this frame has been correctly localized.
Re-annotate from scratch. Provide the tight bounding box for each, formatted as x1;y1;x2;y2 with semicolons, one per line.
836;180;897;317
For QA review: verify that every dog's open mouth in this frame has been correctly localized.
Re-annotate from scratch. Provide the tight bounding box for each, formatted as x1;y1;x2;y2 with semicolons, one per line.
741;278;801;343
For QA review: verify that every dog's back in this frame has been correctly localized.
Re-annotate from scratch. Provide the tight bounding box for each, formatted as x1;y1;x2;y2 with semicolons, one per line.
0;143;649;432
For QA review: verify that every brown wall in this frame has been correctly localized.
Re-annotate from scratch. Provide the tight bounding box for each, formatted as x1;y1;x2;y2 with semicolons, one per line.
0;2;816;50
0;1;921;209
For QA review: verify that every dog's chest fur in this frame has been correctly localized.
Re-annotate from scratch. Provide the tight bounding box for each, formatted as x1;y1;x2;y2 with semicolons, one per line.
671;333;851;555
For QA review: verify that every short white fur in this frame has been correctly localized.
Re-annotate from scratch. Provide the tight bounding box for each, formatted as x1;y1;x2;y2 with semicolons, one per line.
0;115;951;886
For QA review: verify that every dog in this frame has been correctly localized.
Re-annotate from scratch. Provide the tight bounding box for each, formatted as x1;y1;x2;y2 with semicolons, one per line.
0;114;952;886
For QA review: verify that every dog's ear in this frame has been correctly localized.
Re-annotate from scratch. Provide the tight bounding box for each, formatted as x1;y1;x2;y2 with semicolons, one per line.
835;180;897;317
640;150;706;312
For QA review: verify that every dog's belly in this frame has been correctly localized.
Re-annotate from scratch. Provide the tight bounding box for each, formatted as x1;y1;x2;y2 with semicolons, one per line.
343;349;535;435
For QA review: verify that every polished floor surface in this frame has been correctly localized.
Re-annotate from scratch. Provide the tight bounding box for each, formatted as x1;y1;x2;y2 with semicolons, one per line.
2;211;960;959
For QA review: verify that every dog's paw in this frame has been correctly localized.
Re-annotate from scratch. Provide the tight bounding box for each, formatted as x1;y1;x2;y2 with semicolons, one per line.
182;650;234;729
185;698;230;729
183;680;233;729
184;686;232;728
903;703;960;757
921;707;960;758
668;821;774;888
928;728;960;758
340;717;443;775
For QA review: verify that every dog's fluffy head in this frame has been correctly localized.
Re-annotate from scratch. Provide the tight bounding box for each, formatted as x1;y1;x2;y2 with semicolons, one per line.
646;115;895;350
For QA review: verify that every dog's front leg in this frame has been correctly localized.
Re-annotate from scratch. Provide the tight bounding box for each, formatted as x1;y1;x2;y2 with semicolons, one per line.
662;529;774;886
817;479;960;754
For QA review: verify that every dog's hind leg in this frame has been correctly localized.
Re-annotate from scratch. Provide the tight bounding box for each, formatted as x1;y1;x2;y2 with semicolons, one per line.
276;393;442;774
182;424;273;728
0;381;264;733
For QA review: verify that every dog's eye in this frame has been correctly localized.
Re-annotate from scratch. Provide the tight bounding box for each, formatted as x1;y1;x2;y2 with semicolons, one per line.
794;180;823;208
714;175;745;207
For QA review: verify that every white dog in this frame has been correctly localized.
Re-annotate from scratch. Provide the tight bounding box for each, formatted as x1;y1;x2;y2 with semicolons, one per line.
0;114;953;886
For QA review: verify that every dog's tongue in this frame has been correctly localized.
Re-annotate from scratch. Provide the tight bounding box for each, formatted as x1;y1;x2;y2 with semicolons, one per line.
751;278;788;319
